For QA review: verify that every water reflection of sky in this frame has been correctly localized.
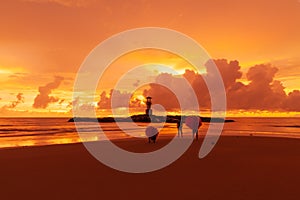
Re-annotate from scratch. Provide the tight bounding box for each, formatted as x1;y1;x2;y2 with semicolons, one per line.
0;118;299;149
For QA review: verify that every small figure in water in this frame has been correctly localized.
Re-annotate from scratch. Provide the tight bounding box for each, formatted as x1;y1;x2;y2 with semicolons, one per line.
177;120;183;137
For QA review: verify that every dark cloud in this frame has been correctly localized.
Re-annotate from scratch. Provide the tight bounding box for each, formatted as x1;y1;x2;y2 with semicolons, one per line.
213;60;300;111
183;69;211;109
226;63;289;110
143;73;196;111
97;91;111;109
71;97;95;113
211;59;243;90
284;90;300;111
9;93;24;108
97;89;143;110
143;83;180;111
58;99;65;104
33;76;64;109
96;59;300;112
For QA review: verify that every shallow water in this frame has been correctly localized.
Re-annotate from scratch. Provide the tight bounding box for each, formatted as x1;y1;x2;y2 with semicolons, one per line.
0;117;299;148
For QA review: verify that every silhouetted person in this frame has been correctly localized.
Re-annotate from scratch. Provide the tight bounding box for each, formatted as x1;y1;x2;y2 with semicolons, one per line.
185;116;202;141
177;120;183;137
148;133;158;143
146;126;159;143
192;128;199;140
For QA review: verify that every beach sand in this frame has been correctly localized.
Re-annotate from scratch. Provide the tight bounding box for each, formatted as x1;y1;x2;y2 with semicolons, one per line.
1;136;300;200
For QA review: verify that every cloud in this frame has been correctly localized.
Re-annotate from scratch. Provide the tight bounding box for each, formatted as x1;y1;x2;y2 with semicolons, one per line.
140;59;300;112
95;59;300;113
97;91;111;109
0;93;25;113
22;0;96;7
284;90;300;111
69;96;97;117
0;93;24;110
226;63;289;110
214;60;300;111
9;93;25;108
58;99;65;104
97;89;143;110
143;73;198;111
33;76;64;109
8;73;28;79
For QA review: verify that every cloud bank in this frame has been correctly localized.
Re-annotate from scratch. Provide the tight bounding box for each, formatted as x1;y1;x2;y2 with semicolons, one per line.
33;76;64;109
0;93;25;113
9;93;25;108
97;59;300;112
98;89;144;110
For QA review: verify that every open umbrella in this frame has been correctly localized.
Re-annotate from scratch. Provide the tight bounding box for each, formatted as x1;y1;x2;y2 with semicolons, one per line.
185;116;202;140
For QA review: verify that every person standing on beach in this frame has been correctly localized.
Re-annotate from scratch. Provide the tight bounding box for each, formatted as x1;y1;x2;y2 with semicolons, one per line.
146;126;159;143
177;120;183;137
192;128;199;140
185;116;202;140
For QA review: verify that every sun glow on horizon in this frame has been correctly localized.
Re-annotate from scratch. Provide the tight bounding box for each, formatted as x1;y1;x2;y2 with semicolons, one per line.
0;0;299;118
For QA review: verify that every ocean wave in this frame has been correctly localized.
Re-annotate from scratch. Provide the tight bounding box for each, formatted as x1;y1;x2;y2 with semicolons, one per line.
271;125;300;128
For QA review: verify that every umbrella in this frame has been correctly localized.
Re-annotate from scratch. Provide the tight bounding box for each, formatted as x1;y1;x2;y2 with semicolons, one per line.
185;116;202;131
145;126;158;137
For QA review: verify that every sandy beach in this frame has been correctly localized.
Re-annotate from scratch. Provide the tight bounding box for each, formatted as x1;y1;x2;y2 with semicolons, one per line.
0;136;299;200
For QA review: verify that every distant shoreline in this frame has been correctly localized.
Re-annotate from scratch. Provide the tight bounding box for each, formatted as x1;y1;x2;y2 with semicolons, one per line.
68;114;235;123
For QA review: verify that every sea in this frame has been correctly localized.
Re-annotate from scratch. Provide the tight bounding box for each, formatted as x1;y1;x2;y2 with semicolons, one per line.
0;117;299;149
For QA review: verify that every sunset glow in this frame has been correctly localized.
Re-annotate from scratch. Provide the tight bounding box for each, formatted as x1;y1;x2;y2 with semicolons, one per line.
1;0;300;117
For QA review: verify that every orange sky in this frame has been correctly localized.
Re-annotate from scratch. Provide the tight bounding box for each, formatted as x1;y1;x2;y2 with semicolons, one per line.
0;0;300;117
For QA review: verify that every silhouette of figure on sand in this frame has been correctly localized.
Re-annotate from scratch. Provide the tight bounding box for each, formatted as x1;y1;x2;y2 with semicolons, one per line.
192;128;199;140
177;120;183;137
148;134;158;143
145;126;159;143
185;116;202;140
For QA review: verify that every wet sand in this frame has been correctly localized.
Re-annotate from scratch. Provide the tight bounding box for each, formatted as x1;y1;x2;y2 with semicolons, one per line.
0;136;300;200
